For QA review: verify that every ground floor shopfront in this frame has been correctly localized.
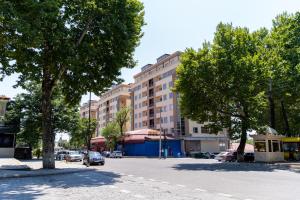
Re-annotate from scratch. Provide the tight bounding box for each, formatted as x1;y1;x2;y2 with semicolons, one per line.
182;135;229;155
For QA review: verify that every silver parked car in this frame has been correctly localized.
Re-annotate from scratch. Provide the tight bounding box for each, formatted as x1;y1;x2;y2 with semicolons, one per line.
110;151;123;158
65;151;83;162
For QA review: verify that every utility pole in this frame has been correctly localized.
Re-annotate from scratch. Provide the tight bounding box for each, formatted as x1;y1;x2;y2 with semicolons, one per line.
88;91;91;151
159;107;162;159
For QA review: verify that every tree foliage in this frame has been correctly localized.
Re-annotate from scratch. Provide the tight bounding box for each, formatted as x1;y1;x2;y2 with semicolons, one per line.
101;121;120;151
0;0;144;168
115;106;131;137
175;23;268;160
4;83;80;149
176;12;300;160
70;117;97;149
262;12;300;136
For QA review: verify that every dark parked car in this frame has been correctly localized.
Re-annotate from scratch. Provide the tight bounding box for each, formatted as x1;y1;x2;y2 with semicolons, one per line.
244;152;255;162
83;151;105;166
194;152;211;159
102;151;111;158
14;147;32;160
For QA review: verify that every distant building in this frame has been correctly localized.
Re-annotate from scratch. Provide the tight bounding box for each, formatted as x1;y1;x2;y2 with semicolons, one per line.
80;100;99;119
97;84;131;136
131;52;229;154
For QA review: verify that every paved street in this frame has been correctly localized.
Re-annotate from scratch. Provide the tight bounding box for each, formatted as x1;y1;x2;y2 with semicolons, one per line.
0;158;299;200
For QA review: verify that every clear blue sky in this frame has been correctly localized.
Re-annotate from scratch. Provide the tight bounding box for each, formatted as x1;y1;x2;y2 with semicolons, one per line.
1;0;300;104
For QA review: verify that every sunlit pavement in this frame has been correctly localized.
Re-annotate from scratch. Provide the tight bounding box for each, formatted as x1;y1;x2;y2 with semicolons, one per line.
0;158;299;200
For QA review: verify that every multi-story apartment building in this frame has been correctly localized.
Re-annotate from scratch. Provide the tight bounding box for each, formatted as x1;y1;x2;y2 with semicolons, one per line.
131;52;229;154
79;100;99;137
80;100;99;119
97;84;131;136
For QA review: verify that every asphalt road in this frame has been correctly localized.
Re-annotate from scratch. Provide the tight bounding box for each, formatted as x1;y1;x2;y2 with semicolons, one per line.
0;158;299;200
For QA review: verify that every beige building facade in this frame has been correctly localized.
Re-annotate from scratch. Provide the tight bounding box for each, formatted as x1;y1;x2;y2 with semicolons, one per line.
97;84;131;136
80;100;99;119
131;52;229;154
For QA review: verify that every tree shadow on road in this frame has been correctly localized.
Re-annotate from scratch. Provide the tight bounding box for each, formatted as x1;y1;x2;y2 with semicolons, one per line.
172;162;300;173
0;169;121;200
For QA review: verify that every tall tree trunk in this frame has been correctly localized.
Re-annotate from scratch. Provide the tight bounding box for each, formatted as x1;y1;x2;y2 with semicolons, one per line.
42;66;55;169
237;108;248;162
268;79;276;129
237;119;247;162
281;100;290;136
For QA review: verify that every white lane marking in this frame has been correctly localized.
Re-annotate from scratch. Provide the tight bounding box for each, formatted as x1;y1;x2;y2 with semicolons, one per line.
195;188;207;192
128;174;134;177
133;194;146;199
217;193;233;198
176;184;186;187
120;173;126;176
120;189;131;194
108;185;118;189
161;181;169;184
149;179;156;181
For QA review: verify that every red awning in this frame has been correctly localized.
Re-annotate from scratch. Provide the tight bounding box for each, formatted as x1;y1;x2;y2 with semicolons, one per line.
91;136;106;144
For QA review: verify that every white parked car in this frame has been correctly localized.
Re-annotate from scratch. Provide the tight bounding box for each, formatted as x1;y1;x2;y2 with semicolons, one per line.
65;151;83;162
214;151;230;162
110;151;123;158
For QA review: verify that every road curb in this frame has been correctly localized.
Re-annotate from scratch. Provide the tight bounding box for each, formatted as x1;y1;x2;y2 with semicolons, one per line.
0;168;94;180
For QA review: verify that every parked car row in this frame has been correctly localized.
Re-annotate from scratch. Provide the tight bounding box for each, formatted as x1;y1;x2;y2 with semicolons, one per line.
55;150;123;164
215;151;254;162
192;152;218;159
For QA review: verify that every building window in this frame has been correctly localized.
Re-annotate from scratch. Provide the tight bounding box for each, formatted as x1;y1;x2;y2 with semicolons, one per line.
139;122;142;128
134;114;137;119
139;93;142;99
169;92;173;99
139;103;141;108
201;127;209;133
169;81;173;88
169;104;173;111
193;127;198;133
134;123;138;128
272;140;280;152
255;141;266;152
135;95;138;100
134;104;138;109
139;113;142;118
164;117;168;123
170;116;174;122
164;106;167;112
161;118;163;124
163;83;167;90
163;94;167;101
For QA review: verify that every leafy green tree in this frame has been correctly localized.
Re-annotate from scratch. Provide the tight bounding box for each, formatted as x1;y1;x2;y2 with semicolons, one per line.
101;121;120;151
115;107;131;139
262;12;300;136
5;83;80;149
175;23;268;161
0;0;144;168
70;118;97;150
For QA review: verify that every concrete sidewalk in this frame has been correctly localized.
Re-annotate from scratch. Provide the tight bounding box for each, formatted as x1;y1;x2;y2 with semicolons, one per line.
0;159;93;179
0;158;30;170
